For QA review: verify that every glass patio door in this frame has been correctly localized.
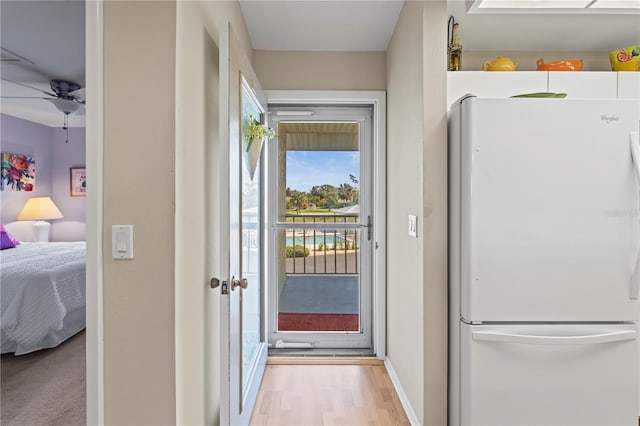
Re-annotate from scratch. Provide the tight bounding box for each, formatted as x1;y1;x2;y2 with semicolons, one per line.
268;106;373;349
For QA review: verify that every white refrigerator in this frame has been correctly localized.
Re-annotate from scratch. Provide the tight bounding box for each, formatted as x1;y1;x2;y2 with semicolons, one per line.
449;95;640;426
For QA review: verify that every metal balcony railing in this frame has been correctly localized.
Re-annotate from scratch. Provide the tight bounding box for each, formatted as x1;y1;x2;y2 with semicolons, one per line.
284;214;359;275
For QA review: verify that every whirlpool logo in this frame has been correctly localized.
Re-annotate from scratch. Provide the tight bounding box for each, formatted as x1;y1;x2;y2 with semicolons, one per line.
600;115;620;124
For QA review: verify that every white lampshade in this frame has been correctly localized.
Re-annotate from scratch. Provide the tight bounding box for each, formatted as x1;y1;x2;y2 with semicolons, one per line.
17;197;63;221
16;197;63;242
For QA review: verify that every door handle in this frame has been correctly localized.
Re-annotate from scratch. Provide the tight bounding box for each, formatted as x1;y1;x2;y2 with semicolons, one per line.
472;330;637;345
629;132;640;186
230;276;248;291
357;215;373;240
630;132;640;300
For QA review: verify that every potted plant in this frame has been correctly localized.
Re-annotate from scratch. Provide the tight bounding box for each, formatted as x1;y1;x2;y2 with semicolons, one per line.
244;113;275;152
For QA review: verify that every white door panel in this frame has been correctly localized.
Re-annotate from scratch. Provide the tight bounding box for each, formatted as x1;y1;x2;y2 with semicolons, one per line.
220;21;267;425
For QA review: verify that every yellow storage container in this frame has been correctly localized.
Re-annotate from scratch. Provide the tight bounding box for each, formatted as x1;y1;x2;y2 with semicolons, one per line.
609;46;640;71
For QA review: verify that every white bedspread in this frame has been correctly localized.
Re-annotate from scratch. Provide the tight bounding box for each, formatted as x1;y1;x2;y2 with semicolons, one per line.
1;242;86;354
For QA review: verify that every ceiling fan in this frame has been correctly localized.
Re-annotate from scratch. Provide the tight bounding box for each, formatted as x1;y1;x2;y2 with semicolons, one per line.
1;77;85;142
1;77;85;112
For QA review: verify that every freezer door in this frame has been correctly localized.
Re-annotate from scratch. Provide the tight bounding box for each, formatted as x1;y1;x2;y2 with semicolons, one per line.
458;98;640;322
459;323;639;426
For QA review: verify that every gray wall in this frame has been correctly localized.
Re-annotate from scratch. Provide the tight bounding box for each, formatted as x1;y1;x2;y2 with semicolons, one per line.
253;50;386;90
103;2;176;424
386;1;448;424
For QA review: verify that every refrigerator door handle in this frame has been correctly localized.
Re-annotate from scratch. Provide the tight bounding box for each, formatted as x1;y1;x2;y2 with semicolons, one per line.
630;132;640;300
632;253;640;300
630;132;640;185
472;330;637;345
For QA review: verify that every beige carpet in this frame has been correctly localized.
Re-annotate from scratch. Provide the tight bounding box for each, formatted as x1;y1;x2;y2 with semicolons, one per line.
1;331;86;426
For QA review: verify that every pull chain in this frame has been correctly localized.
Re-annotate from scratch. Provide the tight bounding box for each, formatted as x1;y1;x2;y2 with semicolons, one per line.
63;114;69;143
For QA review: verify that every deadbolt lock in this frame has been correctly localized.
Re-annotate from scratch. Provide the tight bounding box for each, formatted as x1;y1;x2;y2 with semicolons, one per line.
210;277;220;289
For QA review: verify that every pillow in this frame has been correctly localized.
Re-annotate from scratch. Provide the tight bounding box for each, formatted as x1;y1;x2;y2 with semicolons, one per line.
0;231;15;250
0;224;20;246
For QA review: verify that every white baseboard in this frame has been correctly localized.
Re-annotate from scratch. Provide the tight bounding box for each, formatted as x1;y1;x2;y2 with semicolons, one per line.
384;357;421;426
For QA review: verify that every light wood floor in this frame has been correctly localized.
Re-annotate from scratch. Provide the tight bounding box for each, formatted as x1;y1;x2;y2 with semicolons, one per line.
250;363;411;426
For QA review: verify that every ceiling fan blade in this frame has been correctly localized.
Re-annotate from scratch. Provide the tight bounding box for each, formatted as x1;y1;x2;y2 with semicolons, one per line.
0;96;54;99
69;87;85;103
0;77;57;97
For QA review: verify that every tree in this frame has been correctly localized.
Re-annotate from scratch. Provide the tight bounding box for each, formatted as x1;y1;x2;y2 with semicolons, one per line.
285;182;359;211
289;190;309;215
338;183;355;207
325;194;340;209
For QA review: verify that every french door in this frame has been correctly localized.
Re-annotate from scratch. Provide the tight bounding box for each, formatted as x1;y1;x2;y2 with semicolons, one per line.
267;106;374;349
219;22;268;425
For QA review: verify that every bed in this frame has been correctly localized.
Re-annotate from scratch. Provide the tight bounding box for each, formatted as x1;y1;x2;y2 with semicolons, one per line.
1;242;86;355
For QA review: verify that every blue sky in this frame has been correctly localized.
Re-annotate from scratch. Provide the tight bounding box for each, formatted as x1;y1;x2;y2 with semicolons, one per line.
286;151;359;192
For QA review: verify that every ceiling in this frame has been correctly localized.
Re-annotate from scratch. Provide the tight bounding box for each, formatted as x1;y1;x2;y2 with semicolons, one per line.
0;1;85;128
239;0;639;53
239;1;404;51
1;1;638;127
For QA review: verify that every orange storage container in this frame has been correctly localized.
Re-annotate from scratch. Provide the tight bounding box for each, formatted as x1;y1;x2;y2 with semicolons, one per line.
536;59;583;71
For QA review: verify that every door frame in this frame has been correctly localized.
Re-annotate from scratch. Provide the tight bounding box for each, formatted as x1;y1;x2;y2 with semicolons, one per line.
265;90;386;359
267;106;374;349
85;1;105;424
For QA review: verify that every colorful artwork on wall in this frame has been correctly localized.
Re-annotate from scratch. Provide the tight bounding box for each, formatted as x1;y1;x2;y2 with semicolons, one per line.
0;153;35;192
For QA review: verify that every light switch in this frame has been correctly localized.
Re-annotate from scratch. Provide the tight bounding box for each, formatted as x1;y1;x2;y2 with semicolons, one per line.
408;215;417;238
112;225;134;259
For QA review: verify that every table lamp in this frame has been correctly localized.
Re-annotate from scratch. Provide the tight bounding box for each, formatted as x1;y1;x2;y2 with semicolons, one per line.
16;196;63;242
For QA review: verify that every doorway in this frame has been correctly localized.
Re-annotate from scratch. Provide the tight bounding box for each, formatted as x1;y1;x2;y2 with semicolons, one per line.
264;92;386;356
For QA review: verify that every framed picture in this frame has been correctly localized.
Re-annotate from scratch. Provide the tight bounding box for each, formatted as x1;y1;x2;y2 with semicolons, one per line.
70;167;86;197
1;152;35;192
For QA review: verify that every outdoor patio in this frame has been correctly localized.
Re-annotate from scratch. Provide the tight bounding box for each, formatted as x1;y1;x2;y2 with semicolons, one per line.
277;213;362;331
278;275;360;332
